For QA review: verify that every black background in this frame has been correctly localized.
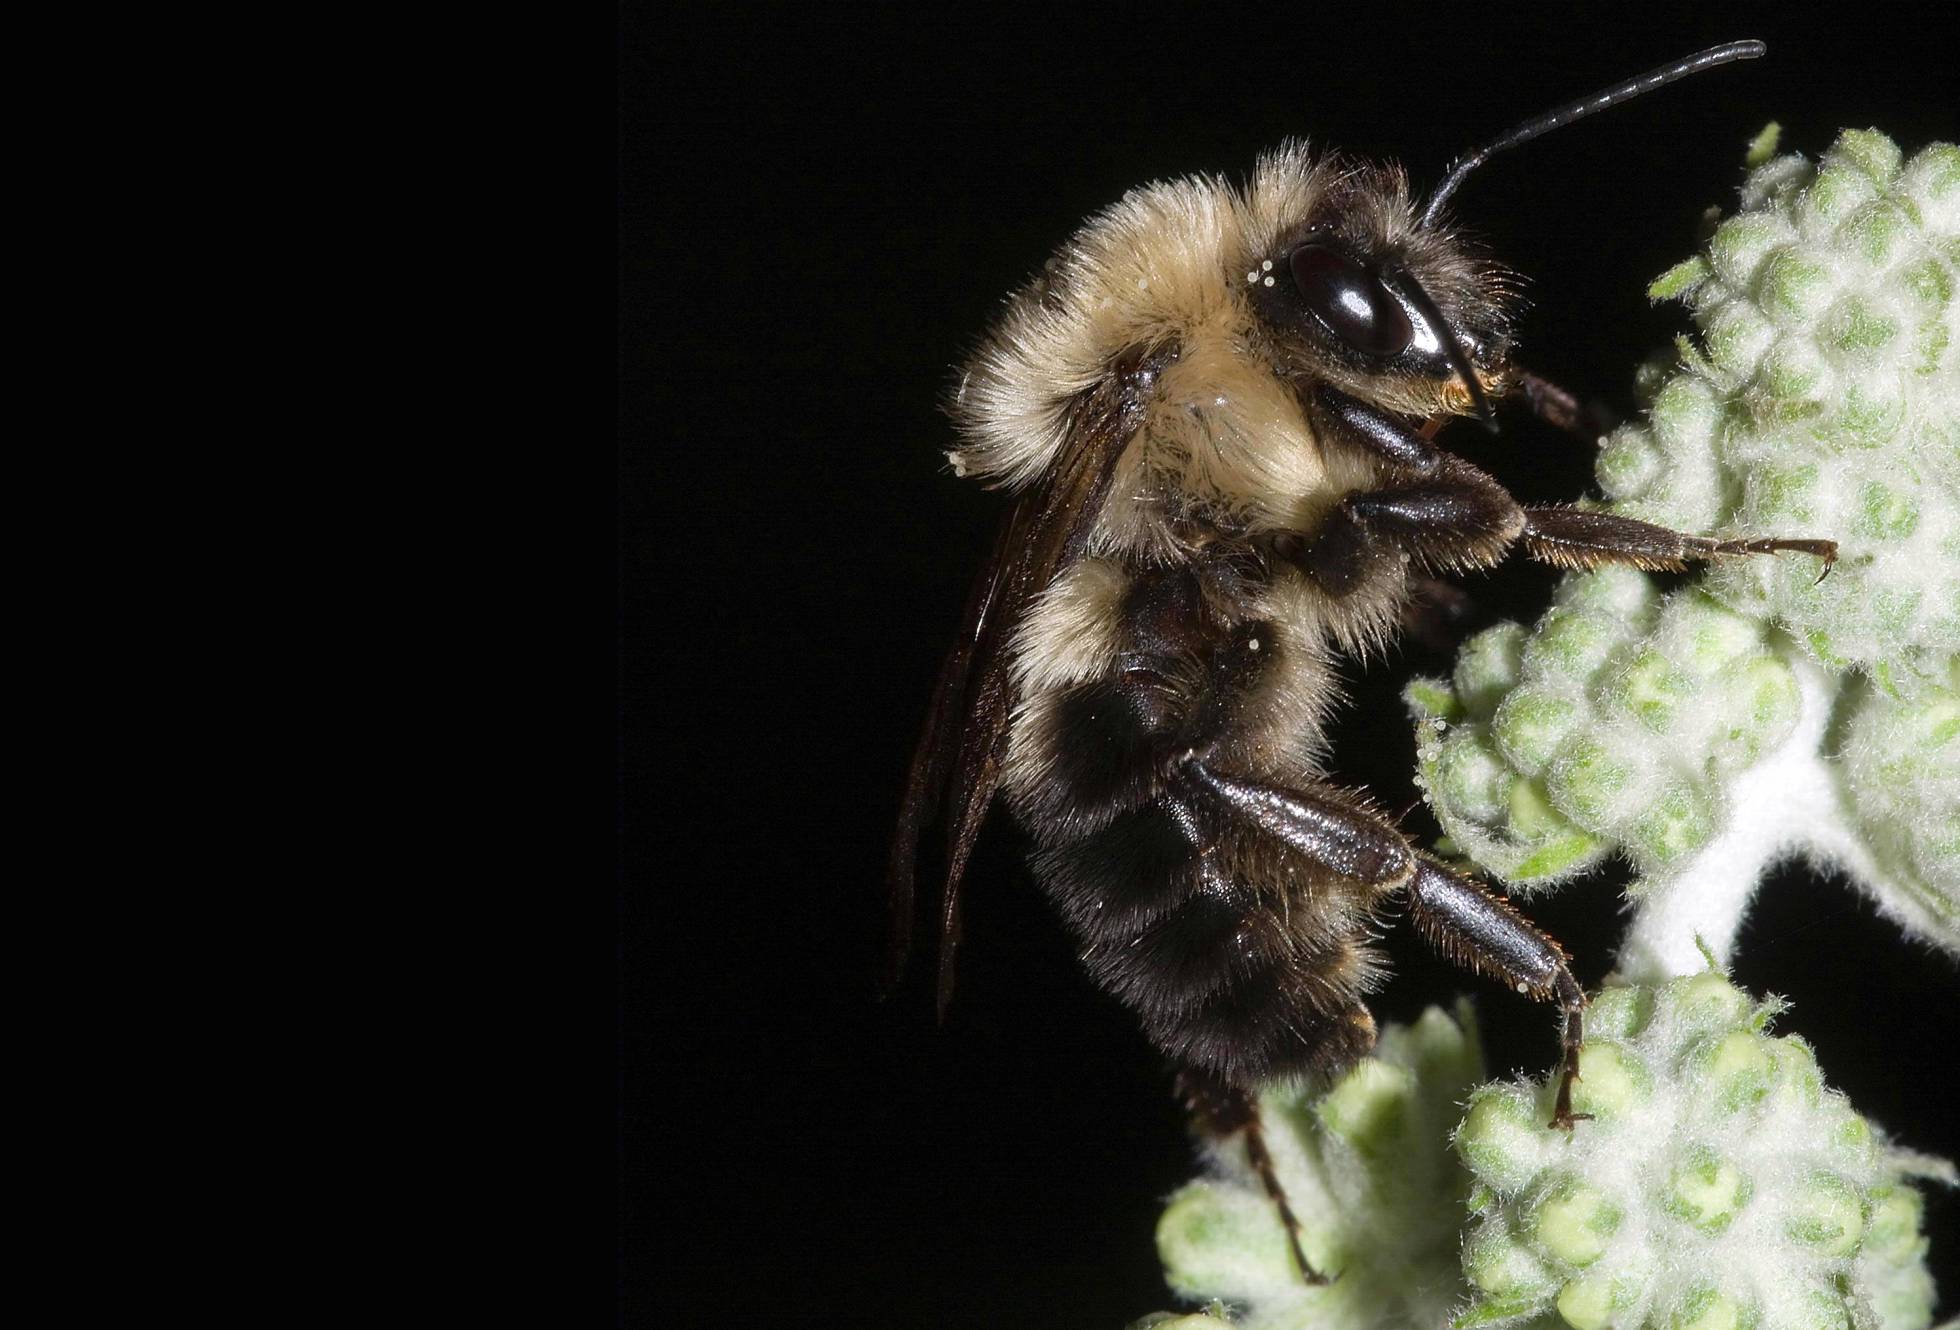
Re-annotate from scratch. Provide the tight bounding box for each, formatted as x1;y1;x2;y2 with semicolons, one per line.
621;5;1957;1325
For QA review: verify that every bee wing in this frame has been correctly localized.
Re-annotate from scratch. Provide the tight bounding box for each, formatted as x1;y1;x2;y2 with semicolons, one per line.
882;506;1015;1005
886;380;1140;1019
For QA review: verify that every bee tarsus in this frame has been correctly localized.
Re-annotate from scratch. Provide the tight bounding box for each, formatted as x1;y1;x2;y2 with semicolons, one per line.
1177;1066;1333;1285
1521;507;1840;574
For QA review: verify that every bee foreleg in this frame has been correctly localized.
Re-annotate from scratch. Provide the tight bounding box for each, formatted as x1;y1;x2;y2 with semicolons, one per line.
1401;859;1589;1130
1301;456;1525;592
1520;507;1837;578
1510;369;1619;443
1176;1067;1328;1284
1315;386;1453;474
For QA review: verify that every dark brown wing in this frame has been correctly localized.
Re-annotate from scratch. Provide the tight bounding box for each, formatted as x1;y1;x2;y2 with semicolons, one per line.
886;376;1143;1019
882;510;1014;995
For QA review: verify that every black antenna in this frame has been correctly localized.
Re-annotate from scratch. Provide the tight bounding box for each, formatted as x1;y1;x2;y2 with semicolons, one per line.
1418;40;1766;228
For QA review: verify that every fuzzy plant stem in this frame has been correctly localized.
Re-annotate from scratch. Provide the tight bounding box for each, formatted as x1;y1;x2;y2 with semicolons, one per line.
1615;655;1885;981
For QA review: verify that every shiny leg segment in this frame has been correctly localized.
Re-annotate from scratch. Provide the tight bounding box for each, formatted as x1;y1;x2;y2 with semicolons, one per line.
1403;859;1588;1129
1522;507;1837;577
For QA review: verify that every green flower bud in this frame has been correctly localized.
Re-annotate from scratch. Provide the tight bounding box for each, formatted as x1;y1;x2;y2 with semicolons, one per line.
1459;1083;1552;1192
1524;609;1625;681
1861;1185;1924;1264
1157;1183;1287;1299
1629;783;1717;867
1315;1057;1413;1154
1785;1172;1865;1258
1760;247;1832;325
1566;1041;1650;1122
1613;649;1695;733
1768;1037;1825;1110
1669;1285;1753;1330
1557;1267;1642;1330
1494;687;1583;776
1582;985;1656;1042
1663;1145;1752;1233
1654;971;1753;1035
1546;736;1636;830
1465;1223;1555;1300
1532;1174;1623;1266
1438;729;1516;823
1456;623;1529;719
1699;1029;1776;1113
1158;1008;1487;1330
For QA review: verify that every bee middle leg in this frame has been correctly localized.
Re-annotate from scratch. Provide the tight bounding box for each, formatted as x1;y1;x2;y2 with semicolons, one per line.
1176;760;1589;1130
1401;858;1589;1129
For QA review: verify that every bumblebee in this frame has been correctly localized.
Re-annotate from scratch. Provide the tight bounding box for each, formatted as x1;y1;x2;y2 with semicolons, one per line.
889;41;1833;1280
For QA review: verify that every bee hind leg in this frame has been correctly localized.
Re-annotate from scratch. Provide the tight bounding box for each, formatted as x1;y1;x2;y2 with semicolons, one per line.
1172;759;1418;888
1401;858;1589;1130
1176;1066;1330;1285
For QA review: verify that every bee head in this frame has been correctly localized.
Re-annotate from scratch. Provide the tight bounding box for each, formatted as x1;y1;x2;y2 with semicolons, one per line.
1246;160;1516;429
1249;39;1768;432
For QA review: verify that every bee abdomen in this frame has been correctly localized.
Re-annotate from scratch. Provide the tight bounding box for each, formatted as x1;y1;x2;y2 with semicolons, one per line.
1032;801;1381;1084
1005;558;1383;1084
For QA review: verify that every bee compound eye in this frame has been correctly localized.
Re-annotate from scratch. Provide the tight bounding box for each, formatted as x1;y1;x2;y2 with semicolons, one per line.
1287;243;1414;359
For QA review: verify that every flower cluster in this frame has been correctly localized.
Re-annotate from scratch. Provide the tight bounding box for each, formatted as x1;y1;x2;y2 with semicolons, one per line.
1602;128;1958;690
1455;974;1945;1330
1155;1006;1483;1330
1151;982;1946;1330
1407;130;1958;971
1407;570;1802;888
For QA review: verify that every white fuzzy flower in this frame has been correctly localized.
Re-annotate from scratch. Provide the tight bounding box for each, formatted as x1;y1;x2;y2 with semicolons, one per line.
1408;130;1959;974
1606;129;1959;689
1452;974;1947;1330
1154;1006;1484;1330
